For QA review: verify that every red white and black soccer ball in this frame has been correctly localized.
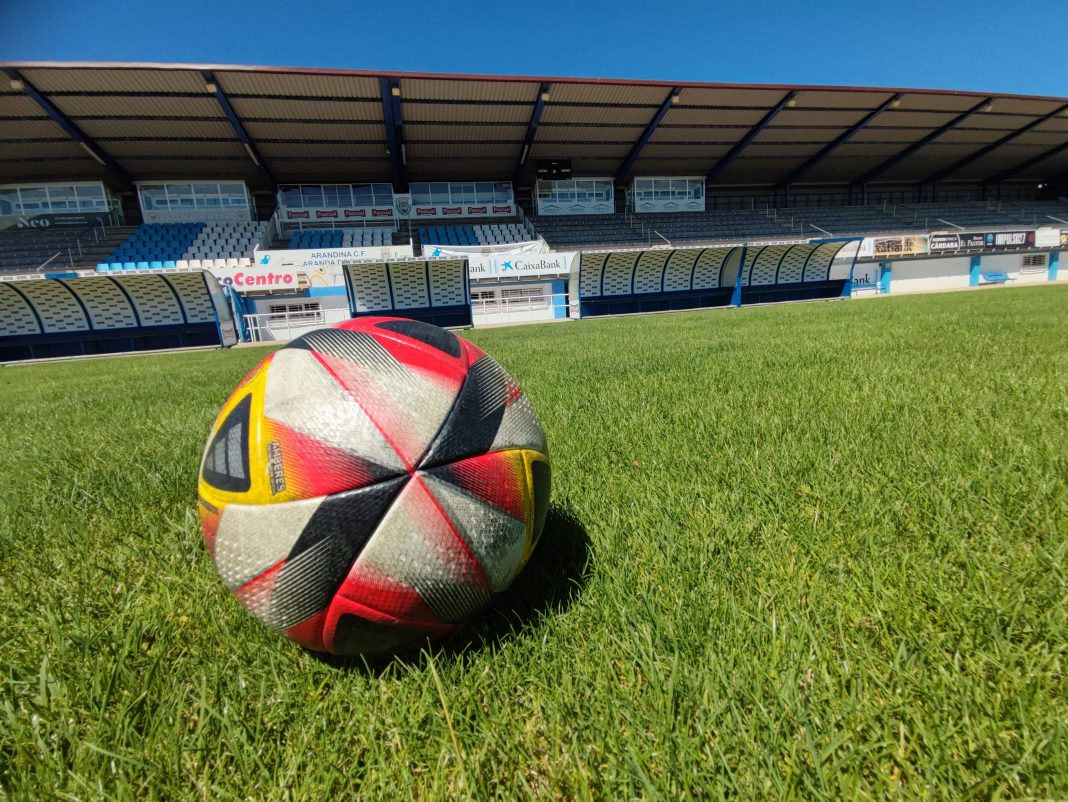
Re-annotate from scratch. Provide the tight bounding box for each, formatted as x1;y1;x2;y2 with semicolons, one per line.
197;317;550;656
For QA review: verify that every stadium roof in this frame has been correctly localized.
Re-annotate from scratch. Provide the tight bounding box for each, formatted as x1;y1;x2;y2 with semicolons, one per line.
2;61;1067;194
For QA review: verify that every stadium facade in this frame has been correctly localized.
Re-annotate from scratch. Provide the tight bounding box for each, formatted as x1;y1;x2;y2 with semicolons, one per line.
1;62;1066;356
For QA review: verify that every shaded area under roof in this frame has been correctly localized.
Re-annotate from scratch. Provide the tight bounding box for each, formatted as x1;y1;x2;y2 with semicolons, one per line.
1;61;1066;194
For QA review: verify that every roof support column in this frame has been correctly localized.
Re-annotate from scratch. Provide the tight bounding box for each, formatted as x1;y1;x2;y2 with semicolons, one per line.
615;87;681;184
707;90;796;184
853;97;992;189
922;100;1068;184
778;93;904;189
514;82;550;185
380;77;407;192
4;67;131;188
201;70;276;192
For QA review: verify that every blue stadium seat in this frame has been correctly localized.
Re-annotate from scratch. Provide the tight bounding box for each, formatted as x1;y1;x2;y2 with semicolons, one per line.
136;261;150;270
163;260;176;269
150;261;163;270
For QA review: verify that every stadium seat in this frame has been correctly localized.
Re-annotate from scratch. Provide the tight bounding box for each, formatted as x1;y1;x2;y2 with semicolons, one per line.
176;260;188;270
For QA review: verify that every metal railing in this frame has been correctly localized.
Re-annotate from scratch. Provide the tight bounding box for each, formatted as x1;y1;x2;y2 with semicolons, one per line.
242;306;350;342
472;292;561;322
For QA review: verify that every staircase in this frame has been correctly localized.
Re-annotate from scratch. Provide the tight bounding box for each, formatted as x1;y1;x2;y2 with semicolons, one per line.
401;221;422;256
71;226;138;270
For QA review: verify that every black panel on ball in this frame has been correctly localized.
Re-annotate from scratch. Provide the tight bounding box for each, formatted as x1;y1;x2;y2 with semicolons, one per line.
375;319;461;358
419;357;510;469
271;476;409;631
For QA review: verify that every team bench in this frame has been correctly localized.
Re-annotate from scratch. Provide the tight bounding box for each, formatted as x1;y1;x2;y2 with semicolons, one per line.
980;272;1016;285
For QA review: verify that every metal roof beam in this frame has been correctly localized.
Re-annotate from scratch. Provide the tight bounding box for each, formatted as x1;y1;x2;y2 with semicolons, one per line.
513;82;550;185
853;97;992;186
924;101;1068;184
201;70;275;191
707;90;796;184
778;93;903;188
4;67;132;187
986;140;1068;185
379;77;407;192
615;87;681;183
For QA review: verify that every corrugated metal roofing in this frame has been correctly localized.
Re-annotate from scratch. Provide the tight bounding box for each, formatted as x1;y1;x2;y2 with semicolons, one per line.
0;61;1064;192
541;105;655;126
0;118;69;139
50;95;225;118
244;120;385;141
402;78;541;103
547;83;670;105
215;71;379;98
228;98;381;121
402;103;531;124
19;67;207;94
675;87;786;108
536;125;645;143
78;118;237;139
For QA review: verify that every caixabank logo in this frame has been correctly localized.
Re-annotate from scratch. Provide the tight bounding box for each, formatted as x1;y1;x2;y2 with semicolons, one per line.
500;257;566;274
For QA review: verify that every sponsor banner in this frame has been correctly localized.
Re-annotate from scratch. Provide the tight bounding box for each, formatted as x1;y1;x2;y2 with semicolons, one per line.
256;245;414;270
1035;227;1061;248
249;245;416;290
209;267;300;290
410;203;514;219
284;206;393;221
425;239;546;257
0;212;114;230
868;235;928;258
1062;230;1068;248
143;208;250;223
930;230;1036;252
465;251;577;280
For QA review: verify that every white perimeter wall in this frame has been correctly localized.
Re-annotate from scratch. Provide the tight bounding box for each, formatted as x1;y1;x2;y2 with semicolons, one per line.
889;257;971;293
886;251;1066;293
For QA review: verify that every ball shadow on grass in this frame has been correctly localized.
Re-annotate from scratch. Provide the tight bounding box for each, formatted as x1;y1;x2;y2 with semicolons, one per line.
310;502;592;673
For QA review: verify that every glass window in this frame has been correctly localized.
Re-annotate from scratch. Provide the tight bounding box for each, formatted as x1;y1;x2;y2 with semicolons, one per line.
75;184;106;209
430;183;450;204
493;182;512;203
371;184;394;206
46;185;77;210
353;185;374;206
140;185;167;210
0;188;18;215
322;185;341;208
475;182;493;203
193;183;220;209
220;183;248;208
301;186;324;207
281;185;301;208
19;187;47;211
167;183;193;208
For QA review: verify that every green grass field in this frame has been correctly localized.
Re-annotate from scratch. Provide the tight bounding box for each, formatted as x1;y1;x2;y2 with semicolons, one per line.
2;286;1067;800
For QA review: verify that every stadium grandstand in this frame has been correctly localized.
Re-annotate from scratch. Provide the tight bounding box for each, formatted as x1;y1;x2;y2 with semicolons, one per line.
0;61;1066;349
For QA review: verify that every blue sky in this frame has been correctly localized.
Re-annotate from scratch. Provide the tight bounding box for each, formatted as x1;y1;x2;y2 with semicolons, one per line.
1;0;1066;97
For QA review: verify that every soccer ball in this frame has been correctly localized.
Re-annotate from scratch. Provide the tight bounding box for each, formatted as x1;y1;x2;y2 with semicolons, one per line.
197;317;550;656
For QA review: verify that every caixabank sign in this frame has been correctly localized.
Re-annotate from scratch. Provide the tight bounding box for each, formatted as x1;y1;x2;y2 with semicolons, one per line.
465;252;577;279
